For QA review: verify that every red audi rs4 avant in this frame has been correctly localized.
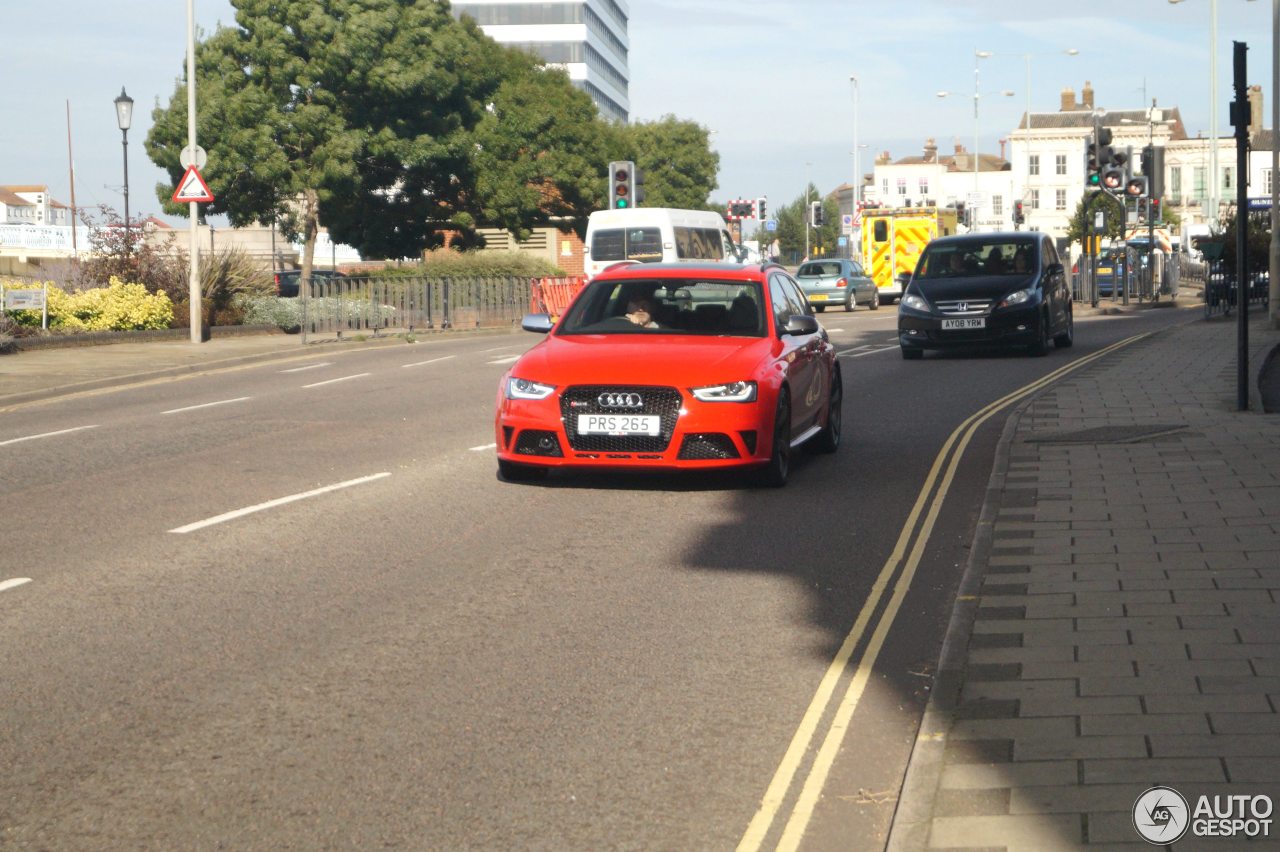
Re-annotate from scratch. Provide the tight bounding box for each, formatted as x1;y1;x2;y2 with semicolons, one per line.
495;262;842;486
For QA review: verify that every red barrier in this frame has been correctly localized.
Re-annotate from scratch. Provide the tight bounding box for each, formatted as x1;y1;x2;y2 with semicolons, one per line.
529;276;586;316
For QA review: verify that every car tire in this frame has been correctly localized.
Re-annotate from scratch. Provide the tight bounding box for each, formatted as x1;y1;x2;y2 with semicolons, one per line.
1054;304;1074;348
814;304;826;313
1029;311;1051;357
755;391;791;487
845;291;857;312
813;368;842;454
498;459;548;482
901;346;923;360
869;289;880;310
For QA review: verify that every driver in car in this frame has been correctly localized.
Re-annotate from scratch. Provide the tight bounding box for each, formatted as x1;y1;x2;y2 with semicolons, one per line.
625;296;660;328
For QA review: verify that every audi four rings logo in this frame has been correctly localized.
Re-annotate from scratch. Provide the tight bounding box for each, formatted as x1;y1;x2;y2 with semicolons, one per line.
598;392;643;408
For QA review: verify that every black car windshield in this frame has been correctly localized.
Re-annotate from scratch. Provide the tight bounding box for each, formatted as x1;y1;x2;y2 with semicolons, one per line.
590;227;663;263
916;239;1038;280
558;278;766;337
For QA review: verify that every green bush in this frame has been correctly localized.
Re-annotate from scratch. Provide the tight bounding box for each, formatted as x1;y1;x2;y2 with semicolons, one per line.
367;249;564;280
238;295;303;332
3;277;173;331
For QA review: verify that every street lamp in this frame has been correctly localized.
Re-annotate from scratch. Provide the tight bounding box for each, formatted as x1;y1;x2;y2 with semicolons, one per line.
1169;0;1221;229
850;74;861;209
938;56;1013;230
113;86;134;249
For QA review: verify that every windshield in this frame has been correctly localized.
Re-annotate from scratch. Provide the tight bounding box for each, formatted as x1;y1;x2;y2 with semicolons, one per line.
590;227;664;263
797;261;842;277
916;239;1037;280
558;278;765;337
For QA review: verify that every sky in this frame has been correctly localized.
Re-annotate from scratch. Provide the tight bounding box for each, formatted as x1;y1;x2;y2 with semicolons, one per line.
2;0;1274;235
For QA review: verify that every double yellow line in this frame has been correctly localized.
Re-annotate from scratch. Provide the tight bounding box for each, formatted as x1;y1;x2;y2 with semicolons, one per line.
738;332;1152;852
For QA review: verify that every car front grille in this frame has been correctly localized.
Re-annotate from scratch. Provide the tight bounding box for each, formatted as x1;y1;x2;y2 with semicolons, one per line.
561;385;682;453
514;429;563;457
934;299;992;316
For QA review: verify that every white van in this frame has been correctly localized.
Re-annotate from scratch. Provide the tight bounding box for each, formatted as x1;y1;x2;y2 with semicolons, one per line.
584;208;744;279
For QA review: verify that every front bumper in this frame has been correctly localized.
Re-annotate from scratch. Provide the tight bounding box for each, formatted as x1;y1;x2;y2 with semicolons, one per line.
898;305;1041;350
495;389;774;470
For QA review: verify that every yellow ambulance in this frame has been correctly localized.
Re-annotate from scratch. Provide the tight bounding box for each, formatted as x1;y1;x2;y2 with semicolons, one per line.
861;206;959;303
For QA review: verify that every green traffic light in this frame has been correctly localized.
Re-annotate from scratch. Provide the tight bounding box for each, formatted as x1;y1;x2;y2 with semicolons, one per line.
616;199;628;208
1088;174;1100;186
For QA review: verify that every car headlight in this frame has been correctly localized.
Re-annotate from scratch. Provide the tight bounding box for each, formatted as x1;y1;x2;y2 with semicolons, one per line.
506;377;556;400
900;294;930;312
691;381;757;402
999;289;1032;308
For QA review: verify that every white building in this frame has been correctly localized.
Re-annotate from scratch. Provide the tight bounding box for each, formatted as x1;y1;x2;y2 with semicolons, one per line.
451;0;630;123
858;138;1016;231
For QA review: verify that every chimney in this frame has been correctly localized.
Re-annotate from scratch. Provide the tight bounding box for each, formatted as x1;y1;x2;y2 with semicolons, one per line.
923;137;938;162
1249;85;1263;134
1082;81;1094;110
999;138;1007;160
876;150;892;165
1061;86;1076;112
954;140;966;156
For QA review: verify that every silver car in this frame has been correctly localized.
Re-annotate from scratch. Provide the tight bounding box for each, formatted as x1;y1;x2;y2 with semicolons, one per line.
795;259;879;312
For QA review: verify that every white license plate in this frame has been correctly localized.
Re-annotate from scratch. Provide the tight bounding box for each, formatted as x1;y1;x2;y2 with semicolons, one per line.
942;317;986;330
577;414;661;436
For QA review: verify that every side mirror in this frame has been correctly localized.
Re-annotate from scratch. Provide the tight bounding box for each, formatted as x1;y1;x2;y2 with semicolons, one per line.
521;313;554;333
1046;263;1064;278
783;314;820;336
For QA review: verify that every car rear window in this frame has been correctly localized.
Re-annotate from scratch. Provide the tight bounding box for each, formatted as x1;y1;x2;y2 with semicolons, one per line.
558;278;766;337
591;228;663;263
798;262;841;277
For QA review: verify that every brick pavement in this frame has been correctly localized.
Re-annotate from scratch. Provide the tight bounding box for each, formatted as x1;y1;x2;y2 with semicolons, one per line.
889;314;1280;851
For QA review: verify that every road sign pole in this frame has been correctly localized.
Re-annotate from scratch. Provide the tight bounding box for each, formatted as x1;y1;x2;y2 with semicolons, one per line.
187;0;202;343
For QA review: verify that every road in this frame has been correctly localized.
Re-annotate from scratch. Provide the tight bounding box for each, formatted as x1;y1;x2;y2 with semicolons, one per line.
0;303;1195;850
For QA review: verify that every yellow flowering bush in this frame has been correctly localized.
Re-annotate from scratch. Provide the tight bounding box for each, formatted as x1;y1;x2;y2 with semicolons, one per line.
3;277;173;331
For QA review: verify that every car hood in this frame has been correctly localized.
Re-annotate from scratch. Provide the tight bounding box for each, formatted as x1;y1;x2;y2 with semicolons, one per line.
512;334;778;386
914;275;1034;302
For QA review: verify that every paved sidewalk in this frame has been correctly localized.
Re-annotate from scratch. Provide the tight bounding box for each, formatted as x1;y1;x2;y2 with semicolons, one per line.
889;314;1280;850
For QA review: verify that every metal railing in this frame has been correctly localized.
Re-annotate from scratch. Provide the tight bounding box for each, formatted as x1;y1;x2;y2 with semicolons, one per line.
299;275;531;340
1204;259;1271;319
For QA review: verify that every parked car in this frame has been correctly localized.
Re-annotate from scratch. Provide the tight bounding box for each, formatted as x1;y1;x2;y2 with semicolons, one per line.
897;232;1074;358
794;258;879;312
495;261;842;486
274;269;346;298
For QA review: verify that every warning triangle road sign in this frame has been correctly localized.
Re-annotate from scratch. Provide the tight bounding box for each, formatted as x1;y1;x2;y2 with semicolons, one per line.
172;165;215;204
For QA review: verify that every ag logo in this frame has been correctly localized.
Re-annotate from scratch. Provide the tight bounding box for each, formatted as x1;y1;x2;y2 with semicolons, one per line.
1133;786;1190;844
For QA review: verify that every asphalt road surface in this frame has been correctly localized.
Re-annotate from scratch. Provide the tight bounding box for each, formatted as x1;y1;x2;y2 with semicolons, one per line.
0;304;1194;850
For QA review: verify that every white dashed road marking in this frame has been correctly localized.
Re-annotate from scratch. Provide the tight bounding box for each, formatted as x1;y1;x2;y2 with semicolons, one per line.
837;345;897;358
279;362;332;373
162;397;252;415
469;443;498;452
169;472;392;534
302;373;371;388
0;425;99;447
488;356;521;365
402;355;456;368
0;578;33;593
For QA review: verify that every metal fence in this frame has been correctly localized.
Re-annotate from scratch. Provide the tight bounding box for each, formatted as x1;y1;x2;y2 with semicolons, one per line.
1072;249;1199;306
1204;259;1271;319
299;275;533;340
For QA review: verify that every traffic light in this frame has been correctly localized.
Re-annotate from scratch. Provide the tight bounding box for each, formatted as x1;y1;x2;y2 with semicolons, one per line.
1085;134;1101;191
955;200;967;227
727;199;757;219
1125;174;1148;198
1150;198;1162;222
757;197;767;221
634;167;646;206
1143;145;1165;199
1013;199;1025;225
809;200;824;227
608;160;635;208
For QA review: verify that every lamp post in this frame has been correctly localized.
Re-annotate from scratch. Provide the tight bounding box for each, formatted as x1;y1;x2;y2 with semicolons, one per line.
1169;0;1221;230
938;56;1013;231
850;74;861;209
113;86;134;250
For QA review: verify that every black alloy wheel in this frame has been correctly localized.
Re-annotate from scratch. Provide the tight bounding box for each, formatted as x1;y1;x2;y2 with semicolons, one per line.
1054;304;1074;348
1028;311;1051;357
813;367;842;453
756;390;792;487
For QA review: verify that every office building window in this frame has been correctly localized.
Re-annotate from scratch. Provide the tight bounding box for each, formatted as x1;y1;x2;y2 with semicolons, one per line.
897;177;907;195
919;178;929;196
992;194;1003;216
1029;154;1040;176
1170;167;1182;198
1222;167;1233;191
1055;154;1067;175
1193;167;1206;200
1030;189;1040;209
1266;169;1274;195
882;178;889;195
1055;189;1067;210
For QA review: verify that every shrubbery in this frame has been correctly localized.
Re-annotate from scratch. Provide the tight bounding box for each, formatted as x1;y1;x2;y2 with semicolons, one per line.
366;249;564;279
3;277;173;331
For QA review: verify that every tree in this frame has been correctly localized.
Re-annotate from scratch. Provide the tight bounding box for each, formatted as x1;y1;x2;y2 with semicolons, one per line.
1065;191;1125;249
146;1;606;281
621;117;719;211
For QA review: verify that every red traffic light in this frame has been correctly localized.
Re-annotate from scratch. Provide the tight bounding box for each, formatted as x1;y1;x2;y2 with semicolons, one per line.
613;168;630;182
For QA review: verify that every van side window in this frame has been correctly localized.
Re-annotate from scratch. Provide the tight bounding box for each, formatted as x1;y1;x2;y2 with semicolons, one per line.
874;220;888;242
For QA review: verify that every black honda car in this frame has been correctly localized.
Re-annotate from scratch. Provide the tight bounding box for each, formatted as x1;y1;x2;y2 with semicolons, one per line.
897;232;1073;359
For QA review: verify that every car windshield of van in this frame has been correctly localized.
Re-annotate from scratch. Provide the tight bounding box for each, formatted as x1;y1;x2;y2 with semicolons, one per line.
916;239;1038;281
558;278;766;337
590;227;663;263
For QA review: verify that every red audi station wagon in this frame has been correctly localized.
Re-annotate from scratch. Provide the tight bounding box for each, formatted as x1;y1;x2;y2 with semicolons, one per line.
495;262;842;486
